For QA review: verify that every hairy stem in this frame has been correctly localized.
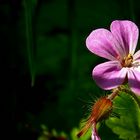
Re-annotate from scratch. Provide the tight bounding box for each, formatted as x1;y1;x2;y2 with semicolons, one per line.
107;88;119;100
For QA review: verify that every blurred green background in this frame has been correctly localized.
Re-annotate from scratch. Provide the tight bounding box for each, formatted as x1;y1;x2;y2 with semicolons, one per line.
3;0;139;139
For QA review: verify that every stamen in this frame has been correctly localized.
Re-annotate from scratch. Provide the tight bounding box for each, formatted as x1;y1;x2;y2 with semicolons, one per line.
121;54;133;67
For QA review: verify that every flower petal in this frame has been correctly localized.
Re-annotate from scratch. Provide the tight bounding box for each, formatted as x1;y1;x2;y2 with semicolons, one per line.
92;61;127;90
133;50;140;61
110;20;139;55
128;69;140;95
132;61;140;72
86;29;120;60
91;125;101;140
133;50;140;72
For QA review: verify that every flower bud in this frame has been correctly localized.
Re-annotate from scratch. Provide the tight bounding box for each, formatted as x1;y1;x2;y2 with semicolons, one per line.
77;96;113;138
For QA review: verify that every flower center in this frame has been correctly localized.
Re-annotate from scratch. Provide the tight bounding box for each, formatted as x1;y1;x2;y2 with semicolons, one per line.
121;54;133;67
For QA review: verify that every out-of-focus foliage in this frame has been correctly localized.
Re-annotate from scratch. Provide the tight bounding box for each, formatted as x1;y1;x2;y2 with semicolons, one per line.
38;124;67;140
38;124;91;140
106;93;140;140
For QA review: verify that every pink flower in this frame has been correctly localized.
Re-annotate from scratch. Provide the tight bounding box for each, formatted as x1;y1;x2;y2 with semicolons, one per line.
86;20;140;95
91;124;101;140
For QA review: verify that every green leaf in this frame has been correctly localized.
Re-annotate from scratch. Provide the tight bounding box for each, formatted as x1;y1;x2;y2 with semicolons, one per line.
106;92;140;140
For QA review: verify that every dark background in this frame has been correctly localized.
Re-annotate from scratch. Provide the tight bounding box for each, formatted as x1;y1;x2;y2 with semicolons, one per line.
2;0;140;139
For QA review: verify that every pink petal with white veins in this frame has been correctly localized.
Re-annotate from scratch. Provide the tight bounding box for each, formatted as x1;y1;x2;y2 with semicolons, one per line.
92;61;127;90
86;29;120;61
128;69;140;95
133;50;140;72
110;20;139;56
133;50;140;61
